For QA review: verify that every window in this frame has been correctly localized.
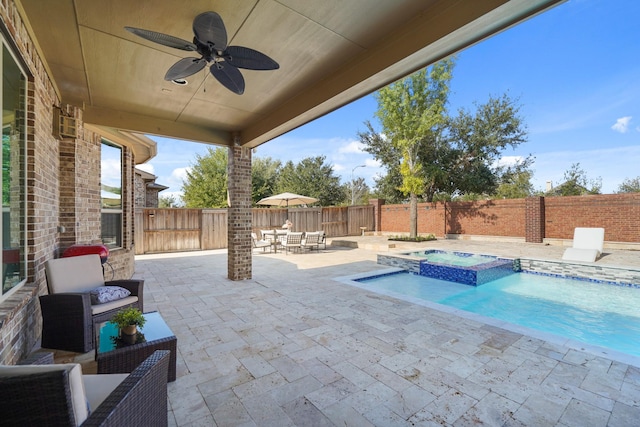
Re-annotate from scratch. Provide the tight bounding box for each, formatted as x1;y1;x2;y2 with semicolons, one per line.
101;141;122;249
1;40;27;299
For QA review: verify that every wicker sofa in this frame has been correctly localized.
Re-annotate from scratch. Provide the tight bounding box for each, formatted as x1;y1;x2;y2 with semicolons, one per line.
0;350;170;426
39;254;144;353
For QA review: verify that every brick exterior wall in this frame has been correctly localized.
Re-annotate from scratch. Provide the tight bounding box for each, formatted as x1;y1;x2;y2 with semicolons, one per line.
0;0;137;364
377;194;640;244
544;193;640;242
447;199;526;237
134;171;146;207
525;196;545;243
227;144;252;280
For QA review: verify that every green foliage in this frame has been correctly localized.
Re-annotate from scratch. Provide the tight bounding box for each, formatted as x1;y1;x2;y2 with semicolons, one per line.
347;177;370;205
549;163;601;196
111;307;146;329
158;195;181;207
493;156;535;199
252;157;282;205
181;147;228;208
275;156;345;206
388;234;436;242
617;176;640;193
360;59;528;206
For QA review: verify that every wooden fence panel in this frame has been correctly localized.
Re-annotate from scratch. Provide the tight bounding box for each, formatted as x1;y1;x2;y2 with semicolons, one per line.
201;209;227;249
348;205;374;235
322;206;349;237
138;205;373;253
141;208;201;253
289;208;322;232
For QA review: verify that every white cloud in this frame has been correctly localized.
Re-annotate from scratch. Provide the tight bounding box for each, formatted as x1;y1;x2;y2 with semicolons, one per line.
338;140;365;154
364;158;381;168
611;116;632;133
495;155;524;168
136;163;154;174
171;167;190;182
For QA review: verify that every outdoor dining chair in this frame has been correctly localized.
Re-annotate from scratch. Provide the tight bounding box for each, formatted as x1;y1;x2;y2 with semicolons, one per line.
281;232;303;254
301;231;321;252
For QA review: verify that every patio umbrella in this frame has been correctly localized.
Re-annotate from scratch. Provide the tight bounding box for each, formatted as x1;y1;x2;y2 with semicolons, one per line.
257;192;318;207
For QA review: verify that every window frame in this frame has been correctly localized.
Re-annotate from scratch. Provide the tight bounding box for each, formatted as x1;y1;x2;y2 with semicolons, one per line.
101;139;123;249
1;34;28;302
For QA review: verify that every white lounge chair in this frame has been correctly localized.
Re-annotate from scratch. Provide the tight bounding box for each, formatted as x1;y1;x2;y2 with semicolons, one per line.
562;227;605;262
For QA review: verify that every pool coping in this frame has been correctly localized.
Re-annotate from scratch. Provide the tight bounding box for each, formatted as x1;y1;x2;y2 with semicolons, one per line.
334;267;640;369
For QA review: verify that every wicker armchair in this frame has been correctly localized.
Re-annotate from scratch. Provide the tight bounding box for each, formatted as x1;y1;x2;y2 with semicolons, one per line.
40;254;144;353
0;350;170;427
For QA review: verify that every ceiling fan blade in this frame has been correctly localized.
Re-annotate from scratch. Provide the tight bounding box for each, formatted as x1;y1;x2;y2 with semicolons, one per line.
210;63;245;95
164;58;206;81
125;27;197;51
225;46;280;70
193;12;227;50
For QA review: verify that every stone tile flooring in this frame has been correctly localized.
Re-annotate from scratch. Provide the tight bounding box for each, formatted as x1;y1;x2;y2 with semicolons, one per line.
128;239;640;426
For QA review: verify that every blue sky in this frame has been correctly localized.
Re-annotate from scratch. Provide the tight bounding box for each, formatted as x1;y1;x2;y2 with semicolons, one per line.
141;0;640;201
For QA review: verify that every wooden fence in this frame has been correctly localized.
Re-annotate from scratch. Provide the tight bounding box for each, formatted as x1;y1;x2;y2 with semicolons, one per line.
134;205;373;254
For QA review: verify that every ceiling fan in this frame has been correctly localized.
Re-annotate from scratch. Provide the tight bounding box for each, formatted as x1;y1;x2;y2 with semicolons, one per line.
125;12;279;95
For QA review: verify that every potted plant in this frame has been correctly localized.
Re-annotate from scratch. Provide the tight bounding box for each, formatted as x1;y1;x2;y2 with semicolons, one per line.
112;307;146;336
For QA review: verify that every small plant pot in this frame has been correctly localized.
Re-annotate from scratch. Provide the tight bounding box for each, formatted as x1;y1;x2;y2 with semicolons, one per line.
121;325;137;336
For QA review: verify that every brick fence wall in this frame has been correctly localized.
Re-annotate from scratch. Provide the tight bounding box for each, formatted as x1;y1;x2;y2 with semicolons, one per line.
372;193;640;243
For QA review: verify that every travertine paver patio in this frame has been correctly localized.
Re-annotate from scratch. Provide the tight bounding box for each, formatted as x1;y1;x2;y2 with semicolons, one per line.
134;239;640;426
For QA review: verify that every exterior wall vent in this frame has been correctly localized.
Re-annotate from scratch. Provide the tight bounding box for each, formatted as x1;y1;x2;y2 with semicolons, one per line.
54;109;77;139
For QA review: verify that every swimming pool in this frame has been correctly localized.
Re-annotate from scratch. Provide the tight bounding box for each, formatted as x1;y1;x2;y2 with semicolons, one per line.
351;270;640;358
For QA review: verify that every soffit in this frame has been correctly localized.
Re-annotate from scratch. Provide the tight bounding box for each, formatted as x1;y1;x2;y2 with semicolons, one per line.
16;0;565;149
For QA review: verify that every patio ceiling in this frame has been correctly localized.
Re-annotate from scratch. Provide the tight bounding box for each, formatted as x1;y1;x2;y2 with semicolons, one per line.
16;0;564;150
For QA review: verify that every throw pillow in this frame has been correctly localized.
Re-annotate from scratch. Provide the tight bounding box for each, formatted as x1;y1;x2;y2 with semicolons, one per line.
90;286;131;305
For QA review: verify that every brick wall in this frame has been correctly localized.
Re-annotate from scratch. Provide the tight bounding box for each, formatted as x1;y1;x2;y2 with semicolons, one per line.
377;194;640;243
0;0;137;364
448;199;526;237
0;0;61;364
544;194;640;242
227;144;252;280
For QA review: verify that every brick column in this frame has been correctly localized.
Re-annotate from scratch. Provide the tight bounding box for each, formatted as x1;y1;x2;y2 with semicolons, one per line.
227;138;252;280
368;198;385;232
525;196;545;243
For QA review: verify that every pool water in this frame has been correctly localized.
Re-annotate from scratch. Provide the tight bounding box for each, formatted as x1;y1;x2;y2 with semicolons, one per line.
355;271;640;357
405;250;496;267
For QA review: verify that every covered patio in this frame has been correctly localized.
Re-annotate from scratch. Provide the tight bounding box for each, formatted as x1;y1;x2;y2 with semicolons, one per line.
68;239;640;425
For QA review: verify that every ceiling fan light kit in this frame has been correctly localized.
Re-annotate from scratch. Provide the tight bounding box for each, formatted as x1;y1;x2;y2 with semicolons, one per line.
125;12;279;95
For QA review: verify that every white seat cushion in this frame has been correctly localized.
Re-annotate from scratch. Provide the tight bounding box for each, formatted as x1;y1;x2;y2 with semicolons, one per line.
0;363;88;426
562;248;599;262
91;295;139;315
45;254;105;293
83;373;129;411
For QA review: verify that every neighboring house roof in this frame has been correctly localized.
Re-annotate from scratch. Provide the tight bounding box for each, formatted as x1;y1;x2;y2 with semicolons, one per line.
135;167;168;192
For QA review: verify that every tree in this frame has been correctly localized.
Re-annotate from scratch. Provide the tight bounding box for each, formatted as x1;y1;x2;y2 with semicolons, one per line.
367;60;454;237
493;156;535;199
549;163;601;196
181;147;228;208
252;156;281;205
617;176;640;193
360;58;528;237
445;94;528;197
275;156;345;206
347;177;370;205
158;194;181;207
